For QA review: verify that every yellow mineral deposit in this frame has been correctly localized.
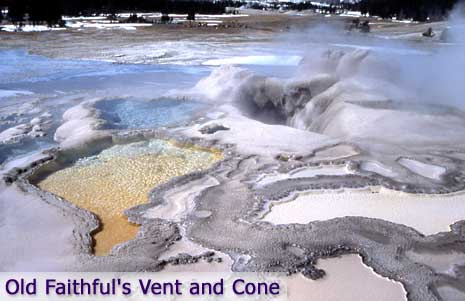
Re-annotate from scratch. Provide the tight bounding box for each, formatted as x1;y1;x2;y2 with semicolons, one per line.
37;140;222;255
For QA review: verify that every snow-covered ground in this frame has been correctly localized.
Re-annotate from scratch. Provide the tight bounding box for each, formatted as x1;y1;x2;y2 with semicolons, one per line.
1;11;251;32
0;25;66;32
66;22;153;31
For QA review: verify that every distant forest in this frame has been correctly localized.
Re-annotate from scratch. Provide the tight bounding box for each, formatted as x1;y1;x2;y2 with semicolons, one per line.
0;0;241;25
0;0;461;25
358;0;458;21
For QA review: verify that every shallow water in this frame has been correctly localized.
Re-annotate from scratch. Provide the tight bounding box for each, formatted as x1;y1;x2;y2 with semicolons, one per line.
0;139;54;165
0;50;211;165
0;49;210;99
0;49;209;86
37;140;222;255
96;98;207;129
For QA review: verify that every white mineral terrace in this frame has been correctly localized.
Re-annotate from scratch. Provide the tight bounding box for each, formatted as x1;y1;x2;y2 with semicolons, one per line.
288;254;407;301
398;158;446;180
262;188;465;235
164;251;408;300
255;165;352;187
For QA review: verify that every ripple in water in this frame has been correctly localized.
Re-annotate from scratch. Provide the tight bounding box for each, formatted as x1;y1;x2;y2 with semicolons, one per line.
95;98;207;129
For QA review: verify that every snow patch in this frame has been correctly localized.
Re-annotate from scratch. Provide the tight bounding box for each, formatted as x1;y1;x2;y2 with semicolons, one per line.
1;25;66;32
65;22;152;30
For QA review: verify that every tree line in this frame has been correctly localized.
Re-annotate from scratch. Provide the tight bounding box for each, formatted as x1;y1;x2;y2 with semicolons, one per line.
0;0;241;25
4;0;63;25
357;0;458;21
0;0;460;26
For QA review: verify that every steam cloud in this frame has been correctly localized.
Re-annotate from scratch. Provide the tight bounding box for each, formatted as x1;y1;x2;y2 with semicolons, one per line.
190;3;465;138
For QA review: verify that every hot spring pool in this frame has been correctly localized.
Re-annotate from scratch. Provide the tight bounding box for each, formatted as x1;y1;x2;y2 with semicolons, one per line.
95;98;207;130
36;139;222;255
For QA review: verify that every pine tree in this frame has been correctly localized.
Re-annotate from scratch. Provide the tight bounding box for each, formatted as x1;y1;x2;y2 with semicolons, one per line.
7;0;26;24
29;0;63;26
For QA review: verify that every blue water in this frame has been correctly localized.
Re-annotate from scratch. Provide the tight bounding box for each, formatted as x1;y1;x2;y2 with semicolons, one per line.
0;139;54;165
96;98;206;129
0;49;211;98
0;49;209;85
0;49;212;165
